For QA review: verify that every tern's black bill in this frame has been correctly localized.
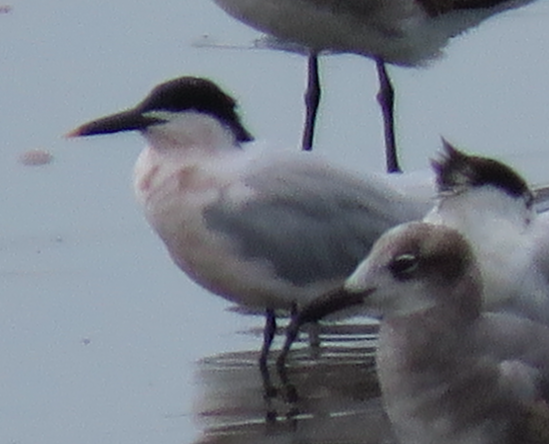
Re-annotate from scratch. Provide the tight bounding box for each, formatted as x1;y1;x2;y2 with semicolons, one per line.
67;109;165;137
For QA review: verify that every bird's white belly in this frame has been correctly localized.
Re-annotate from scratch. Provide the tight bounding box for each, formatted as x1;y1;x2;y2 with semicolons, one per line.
135;154;338;310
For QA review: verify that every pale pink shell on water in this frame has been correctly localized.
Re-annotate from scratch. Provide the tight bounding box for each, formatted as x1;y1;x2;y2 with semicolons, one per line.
18;149;54;166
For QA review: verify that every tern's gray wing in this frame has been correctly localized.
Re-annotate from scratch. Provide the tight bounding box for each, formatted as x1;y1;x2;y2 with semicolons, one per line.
203;155;431;287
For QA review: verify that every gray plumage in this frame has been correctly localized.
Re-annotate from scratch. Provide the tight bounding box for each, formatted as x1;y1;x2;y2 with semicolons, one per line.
204;156;427;288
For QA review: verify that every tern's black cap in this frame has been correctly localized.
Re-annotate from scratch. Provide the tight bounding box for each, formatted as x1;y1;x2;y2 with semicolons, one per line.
68;77;254;143
432;140;533;207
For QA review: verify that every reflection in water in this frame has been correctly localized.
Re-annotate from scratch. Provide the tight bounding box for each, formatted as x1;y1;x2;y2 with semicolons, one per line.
193;320;397;444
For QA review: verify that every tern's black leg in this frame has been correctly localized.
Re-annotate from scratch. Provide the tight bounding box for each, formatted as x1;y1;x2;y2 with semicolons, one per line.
375;57;401;173
276;289;367;402
301;52;321;151
276;308;301;403
259;308;277;398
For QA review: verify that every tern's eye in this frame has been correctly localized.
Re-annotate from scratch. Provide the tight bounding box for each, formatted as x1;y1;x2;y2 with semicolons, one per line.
389;253;418;280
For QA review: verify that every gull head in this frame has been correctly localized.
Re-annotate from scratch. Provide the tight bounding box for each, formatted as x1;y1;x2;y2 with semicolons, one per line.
345;221;481;320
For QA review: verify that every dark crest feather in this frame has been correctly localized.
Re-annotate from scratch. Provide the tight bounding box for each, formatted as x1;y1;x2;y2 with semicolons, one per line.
137;77;254;143
431;139;533;207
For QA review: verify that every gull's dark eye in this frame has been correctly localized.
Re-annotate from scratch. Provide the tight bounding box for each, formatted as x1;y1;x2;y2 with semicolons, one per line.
389;253;418;280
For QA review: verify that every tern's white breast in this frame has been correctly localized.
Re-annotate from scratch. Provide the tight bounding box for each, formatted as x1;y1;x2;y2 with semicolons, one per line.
132;146;342;309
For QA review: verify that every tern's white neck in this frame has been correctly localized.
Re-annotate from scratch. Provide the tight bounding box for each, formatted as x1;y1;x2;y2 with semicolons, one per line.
424;186;535;312
142;111;241;156
424;186;531;235
133;111;244;209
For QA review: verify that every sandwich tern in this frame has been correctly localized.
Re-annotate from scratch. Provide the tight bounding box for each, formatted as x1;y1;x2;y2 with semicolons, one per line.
67;76;433;389
424;142;549;324
213;0;536;170
344;221;549;444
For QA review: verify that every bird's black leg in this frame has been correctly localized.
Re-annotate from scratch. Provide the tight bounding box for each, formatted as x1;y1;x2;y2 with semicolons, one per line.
259;308;277;399
375;57;401;173
302;52;321;151
276;288;367;402
276;306;301;403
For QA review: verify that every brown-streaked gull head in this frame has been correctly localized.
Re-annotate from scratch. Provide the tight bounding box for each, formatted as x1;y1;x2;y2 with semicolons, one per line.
346;221;481;321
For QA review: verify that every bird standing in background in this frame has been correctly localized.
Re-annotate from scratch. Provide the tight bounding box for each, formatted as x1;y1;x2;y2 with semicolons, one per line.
345;221;549;444
213;0;535;171
67;76;432;392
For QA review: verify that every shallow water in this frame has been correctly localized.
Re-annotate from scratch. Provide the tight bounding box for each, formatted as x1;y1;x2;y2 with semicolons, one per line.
193;321;391;444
